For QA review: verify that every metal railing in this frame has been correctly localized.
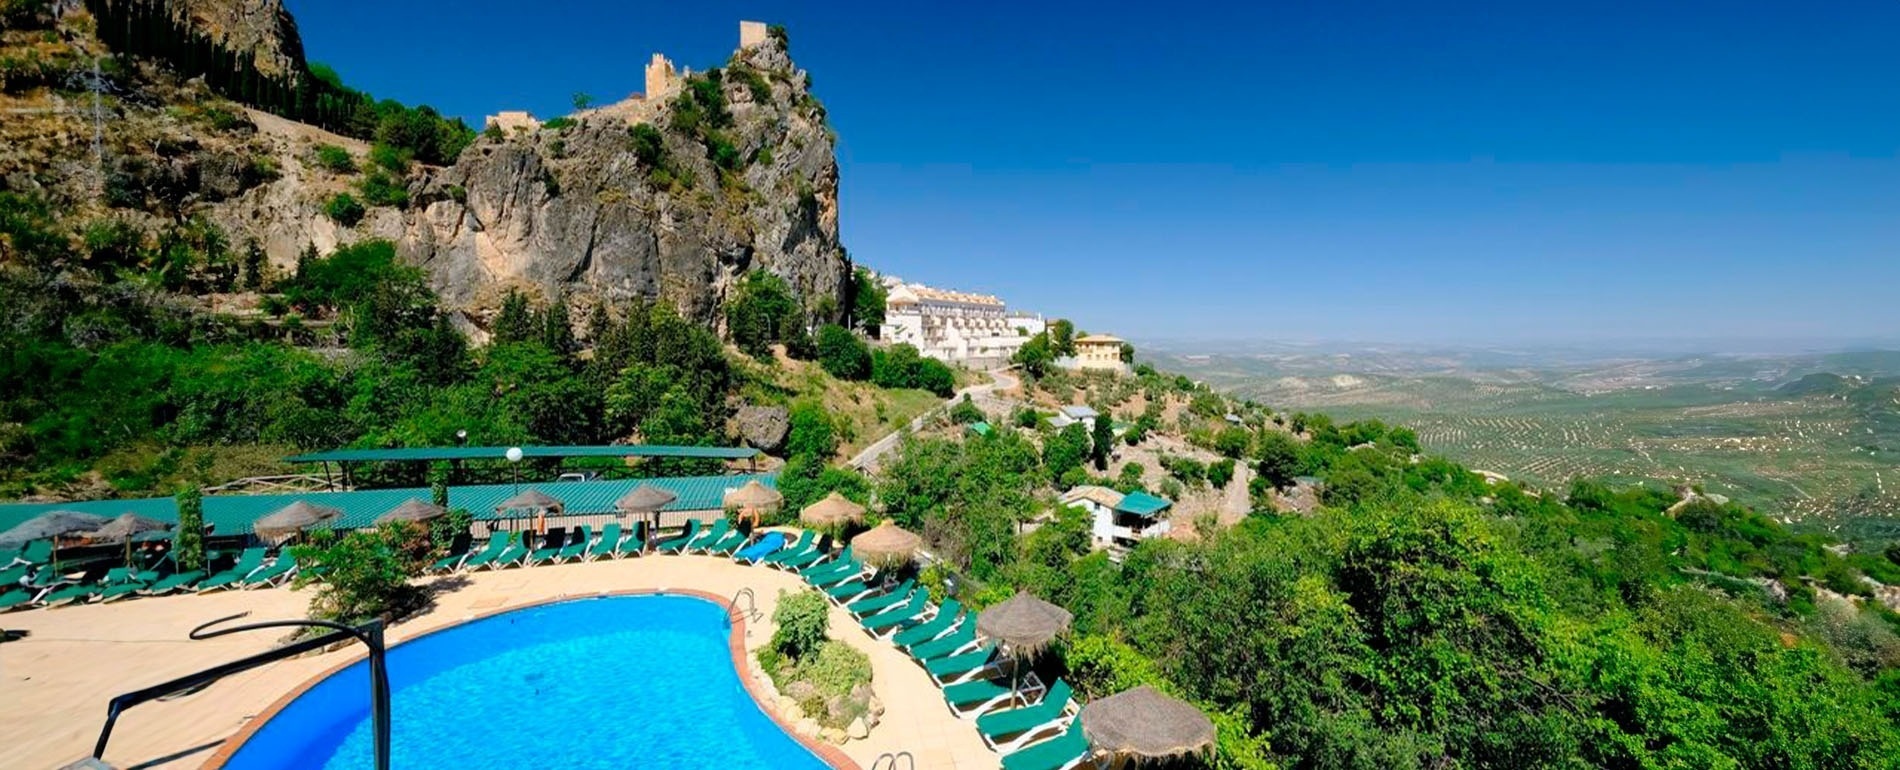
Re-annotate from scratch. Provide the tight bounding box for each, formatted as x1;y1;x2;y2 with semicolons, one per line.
727;586;761;625
871;751;916;770
91;613;391;770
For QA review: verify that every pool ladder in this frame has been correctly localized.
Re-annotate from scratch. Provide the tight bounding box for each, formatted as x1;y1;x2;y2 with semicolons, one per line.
872;751;916;770
727;586;761;626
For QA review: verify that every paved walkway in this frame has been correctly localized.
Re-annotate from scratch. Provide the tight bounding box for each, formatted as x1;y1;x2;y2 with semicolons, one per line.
850;368;1018;473
0;554;1001;770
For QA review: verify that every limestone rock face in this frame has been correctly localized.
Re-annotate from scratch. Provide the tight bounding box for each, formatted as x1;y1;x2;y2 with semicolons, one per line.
736;405;790;452
165;0;310;80
402;35;850;325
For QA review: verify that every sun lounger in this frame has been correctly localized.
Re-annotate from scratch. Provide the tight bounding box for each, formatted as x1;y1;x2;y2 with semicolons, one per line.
822;574;880;604
735;531;787;564
704;524;749;555
527;528;570;566
774;534;834;570
8;540;51;568
0;587;37;611
926;642;999;686
894;600;961;647
1000;720;1091;770
455;532;512;572
586;523;623;561
758;530;814;566
797;546;857;583
42;569;117;607
97;568;153;602
615;522;647;557
978;681;1075;751
143;570;204;595
910;619;978;662
942;676;1019;716
0;563;28;585
846;580;917;617
196;547;267;592
860;590;927;634
489;533;531;569
654;519;701;553
558;525;593;562
429;533;475;573
239;555;297;589
686;519;731;553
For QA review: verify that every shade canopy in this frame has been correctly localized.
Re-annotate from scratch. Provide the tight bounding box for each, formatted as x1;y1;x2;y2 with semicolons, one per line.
723;480;783;511
254;501;343;538
976;592;1074;654
375;498;447;525
850;520;922;567
615;484;678;514
87;513;173;544
1080;686;1216;760
0;510;111;547
799;492;866;529
495;489;562;517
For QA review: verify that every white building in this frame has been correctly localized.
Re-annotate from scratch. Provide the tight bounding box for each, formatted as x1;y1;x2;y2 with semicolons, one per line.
1059;485;1174;551
880;281;1041;366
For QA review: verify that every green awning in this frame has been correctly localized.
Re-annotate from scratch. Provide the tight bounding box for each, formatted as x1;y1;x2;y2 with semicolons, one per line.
1116;491;1173;518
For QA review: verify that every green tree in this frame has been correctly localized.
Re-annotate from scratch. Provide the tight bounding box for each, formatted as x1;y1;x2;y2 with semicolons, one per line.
1255;431;1302;489
1045;423;1091;484
1090;413;1115;470
1012;332;1055;378
1207;457;1236;488
785;399;837;461
571;92;594;111
949;395;985;425
815;324;871;380
322;193;365;225
1119;341;1136;364
1050;319;1077;357
540;298;577;359
172;483;205;572
290;523;426;623
492;289;537;344
849;267;886;335
725;270;803;358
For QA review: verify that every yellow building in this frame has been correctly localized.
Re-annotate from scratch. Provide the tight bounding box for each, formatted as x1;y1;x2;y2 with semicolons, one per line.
1073;334;1127;371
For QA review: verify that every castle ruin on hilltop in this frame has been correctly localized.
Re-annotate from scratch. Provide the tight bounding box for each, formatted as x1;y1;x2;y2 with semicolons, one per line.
486;20;771;133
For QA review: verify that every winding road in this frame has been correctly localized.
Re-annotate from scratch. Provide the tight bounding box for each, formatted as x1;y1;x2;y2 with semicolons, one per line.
848;367;1019;472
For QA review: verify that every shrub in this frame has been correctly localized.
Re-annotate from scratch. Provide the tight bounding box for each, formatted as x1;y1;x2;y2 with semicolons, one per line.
322;193;365;225
290;523;426;624
1208;457;1237;488
356;171;409;207
482;123;503;140
314;144;356;173
786;399;838;461
815;324;871;380
368;143;412;174
772;589;829;660
949;395;984;425
172;484;205;572
542;116;577;131
446;184;467;203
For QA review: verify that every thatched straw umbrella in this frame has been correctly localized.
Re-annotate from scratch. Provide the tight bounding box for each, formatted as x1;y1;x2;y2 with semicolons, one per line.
1080;686;1216;763
615;484;676;540
87;512;173;567
376;498;446;525
850;520;922;568
799;492;865;534
724;480;782;529
1;510;111;571
977;591;1075;705
497;488;562;534
254;501;343;543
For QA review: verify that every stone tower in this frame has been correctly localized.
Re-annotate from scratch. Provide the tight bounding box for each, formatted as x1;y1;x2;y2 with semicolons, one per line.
739;20;768;49
644;53;679;100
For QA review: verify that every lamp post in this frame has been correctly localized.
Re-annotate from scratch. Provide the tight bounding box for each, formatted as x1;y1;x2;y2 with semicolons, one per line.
506;446;524;493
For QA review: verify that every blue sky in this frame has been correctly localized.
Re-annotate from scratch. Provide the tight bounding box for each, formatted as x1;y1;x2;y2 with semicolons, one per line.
284;0;1900;348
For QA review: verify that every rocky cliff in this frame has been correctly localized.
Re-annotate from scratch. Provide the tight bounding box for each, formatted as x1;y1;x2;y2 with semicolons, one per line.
0;1;850;328
403;37;849;326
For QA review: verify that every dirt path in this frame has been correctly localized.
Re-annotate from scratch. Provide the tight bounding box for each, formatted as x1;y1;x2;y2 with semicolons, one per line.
848;368;1017;473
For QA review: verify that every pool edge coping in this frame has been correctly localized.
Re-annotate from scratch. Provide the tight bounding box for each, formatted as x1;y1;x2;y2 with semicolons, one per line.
197;588;865;770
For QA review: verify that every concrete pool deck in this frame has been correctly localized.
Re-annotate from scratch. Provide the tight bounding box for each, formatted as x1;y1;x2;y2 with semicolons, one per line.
0;554;1003;770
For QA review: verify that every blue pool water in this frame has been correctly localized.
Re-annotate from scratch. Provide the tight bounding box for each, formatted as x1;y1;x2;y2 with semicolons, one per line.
222;595;834;769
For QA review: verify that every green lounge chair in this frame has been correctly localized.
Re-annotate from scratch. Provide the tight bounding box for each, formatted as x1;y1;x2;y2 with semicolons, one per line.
894;600;962;647
453;532;511;572
1000;721;1091;770
757;530;814;566
43;569;123;607
428;533;475;573
846;580;918;617
822;574;879;604
239;556;297;589
704;524;748;555
910;619;978;662
586;523;623;561
797;546;857;582
558;525;593;562
615;522;647;557
9;540;51;568
527;528;571;566
806;558;867;589
686;519;730;553
143;570;204;595
943;676;1018;716
0;563;27;585
0;587;36;611
978;681;1075;751
98;568;154;602
655;519;701;553
774;534;834;571
197;548;267;592
490;533;531;569
926;642;999;685
27;565;72;590
860;590;927;634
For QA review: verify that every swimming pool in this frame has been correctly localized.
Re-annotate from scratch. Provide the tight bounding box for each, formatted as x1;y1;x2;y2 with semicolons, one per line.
219;594;837;769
